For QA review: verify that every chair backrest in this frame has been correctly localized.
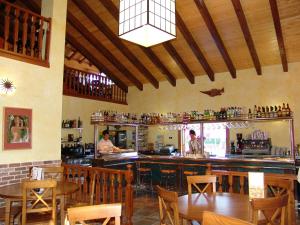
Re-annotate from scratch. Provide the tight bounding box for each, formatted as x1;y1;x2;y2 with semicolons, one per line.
156;185;180;225
187;175;216;195
202;211;255;225
251;194;289;225
22;179;57;225
67;203;122;225
264;176;292;197
43;166;64;181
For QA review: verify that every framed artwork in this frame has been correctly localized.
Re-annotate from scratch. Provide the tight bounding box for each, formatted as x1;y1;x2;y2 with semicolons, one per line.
3;107;32;150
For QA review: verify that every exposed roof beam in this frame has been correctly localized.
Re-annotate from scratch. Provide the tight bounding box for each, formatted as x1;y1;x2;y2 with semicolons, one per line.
269;0;288;72
72;0;169;87
231;0;262;75
163;43;195;84
67;12;143;90
78;56;85;64
67;50;77;60
100;0;194;84
195;0;236;78
176;12;215;81
67;34;128;92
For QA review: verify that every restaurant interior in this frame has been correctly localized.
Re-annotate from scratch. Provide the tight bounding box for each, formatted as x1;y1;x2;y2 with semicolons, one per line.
0;0;299;224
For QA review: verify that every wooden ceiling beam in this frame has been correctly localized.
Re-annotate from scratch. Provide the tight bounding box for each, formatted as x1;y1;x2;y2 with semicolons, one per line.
67;12;143;90
66;33;128;92
100;0;194;84
163;43;195;84
78;56;85;64
176;12;214;81
269;0;288;72
86;0;176;86
231;0;262;75
71;0;159;89
195;0;236;78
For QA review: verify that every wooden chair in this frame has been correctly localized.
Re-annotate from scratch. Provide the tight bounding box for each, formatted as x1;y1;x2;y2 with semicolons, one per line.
0;205;21;225
251;194;289;225
67;203;122;225
187;175;216;195
202;211;255;225
156;185;181;225
43;166;64;181
21;179;57;225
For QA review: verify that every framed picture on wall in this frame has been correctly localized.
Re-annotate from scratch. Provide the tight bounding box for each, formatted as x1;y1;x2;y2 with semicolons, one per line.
3;107;32;150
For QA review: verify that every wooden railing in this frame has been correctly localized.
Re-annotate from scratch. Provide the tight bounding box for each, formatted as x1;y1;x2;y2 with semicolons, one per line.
63;164;133;225
63;66;127;105
0;0;51;66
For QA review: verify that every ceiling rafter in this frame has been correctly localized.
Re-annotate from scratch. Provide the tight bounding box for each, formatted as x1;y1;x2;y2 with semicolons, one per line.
100;0;194;84
78;56;85;64
231;0;262;75
71;0;176;87
176;12;215;81
71;0;159;89
195;0;236;79
269;0;288;72
67;50;77;60
67;11;143;90
22;0;128;92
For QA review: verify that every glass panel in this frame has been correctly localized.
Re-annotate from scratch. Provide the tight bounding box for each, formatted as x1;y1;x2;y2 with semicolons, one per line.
204;123;227;157
149;12;155;25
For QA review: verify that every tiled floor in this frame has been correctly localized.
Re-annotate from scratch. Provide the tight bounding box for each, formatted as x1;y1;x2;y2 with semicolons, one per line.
132;190;300;225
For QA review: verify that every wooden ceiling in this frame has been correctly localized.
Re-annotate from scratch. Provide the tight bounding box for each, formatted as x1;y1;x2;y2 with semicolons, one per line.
18;0;300;91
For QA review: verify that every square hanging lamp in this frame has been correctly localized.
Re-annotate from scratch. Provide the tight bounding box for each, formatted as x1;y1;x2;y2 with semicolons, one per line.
119;0;176;47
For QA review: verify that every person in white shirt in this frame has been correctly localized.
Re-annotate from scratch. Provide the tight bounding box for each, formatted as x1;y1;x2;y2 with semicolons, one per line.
97;130;119;153
188;129;204;155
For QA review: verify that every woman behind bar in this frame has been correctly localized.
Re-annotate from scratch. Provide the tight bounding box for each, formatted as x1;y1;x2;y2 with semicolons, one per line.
188;130;204;155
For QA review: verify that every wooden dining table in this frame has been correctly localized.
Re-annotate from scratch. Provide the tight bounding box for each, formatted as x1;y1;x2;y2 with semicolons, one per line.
0;181;80;225
178;192;251;222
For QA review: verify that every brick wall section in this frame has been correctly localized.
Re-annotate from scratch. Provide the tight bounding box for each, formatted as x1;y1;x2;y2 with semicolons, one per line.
0;160;61;207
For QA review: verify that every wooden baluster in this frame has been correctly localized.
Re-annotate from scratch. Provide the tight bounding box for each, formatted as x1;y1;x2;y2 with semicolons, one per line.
87;74;91;96
218;175;223;192
112;85;115;101
65;166;70;182
22;12;28;55
37;18;44;59
13;8;20;53
116;87;119;102
83;169;88;202
228;175;233;193
95;172;100;204
240;176;245;194
103;172;107;203
4;4;11;50
30;15;36;57
45;19;51;62
125;165;133;225
110;173;115;203
117;173;122;202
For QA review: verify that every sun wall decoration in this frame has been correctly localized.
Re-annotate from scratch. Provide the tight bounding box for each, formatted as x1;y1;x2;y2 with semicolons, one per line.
0;78;16;95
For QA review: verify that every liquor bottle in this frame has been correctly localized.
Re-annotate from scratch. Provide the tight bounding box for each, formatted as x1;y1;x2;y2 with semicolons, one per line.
261;107;265;118
282;103;287;117
257;106;261;118
253;105;257;118
62;120;64;128
78;117;82;128
266;106;270;117
274;106;278;117
286;104;291;116
270;106;274;118
277;106;282;117
248;109;252;119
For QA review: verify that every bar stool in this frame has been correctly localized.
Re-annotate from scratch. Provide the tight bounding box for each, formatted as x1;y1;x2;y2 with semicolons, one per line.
136;163;153;193
160;165;177;190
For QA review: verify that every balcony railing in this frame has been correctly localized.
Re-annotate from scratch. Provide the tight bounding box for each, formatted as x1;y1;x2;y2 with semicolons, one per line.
0;0;51;67
63;66;127;105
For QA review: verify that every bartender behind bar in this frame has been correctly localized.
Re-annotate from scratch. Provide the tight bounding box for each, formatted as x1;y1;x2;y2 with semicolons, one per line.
97;130;119;153
188;130;205;156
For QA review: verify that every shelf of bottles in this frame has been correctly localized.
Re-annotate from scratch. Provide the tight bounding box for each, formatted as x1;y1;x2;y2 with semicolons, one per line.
61;118;83;145
90;104;293;126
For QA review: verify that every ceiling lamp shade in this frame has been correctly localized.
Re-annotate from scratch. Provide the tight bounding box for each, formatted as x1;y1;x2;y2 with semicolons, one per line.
119;0;176;47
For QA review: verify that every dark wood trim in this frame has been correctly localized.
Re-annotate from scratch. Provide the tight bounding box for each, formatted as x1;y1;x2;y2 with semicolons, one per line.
0;49;49;67
176;12;215;81
231;0;262;75
194;0;236;78
269;0;288;72
66;33;128;93
67;50;77;60
163;43;195;84
67;11;143;90
72;0;159;89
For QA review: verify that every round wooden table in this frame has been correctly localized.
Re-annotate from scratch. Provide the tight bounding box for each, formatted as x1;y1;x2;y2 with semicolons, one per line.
178;192;251;222
0;181;79;225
